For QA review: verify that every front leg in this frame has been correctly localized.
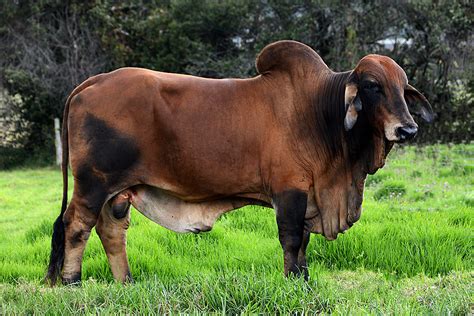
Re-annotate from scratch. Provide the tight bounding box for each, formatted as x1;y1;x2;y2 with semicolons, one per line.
297;230;311;281
272;189;307;278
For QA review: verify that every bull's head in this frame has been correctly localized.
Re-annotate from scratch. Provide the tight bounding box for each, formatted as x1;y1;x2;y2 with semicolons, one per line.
344;55;434;142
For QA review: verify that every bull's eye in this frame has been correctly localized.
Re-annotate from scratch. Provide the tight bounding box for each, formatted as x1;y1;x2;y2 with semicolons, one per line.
359;81;383;106
362;82;382;94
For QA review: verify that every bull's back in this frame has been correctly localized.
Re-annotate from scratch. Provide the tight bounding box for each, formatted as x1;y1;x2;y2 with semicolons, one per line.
68;68;267;199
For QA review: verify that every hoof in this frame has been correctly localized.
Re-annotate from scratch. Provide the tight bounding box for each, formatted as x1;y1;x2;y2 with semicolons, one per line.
62;272;81;286
124;271;134;284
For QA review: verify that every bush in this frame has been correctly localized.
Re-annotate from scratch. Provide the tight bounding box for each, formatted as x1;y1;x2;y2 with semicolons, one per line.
0;147;27;169
0;146;54;170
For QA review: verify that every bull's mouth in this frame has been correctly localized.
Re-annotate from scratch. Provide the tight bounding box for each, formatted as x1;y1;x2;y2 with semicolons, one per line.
386;134;415;144
385;134;402;144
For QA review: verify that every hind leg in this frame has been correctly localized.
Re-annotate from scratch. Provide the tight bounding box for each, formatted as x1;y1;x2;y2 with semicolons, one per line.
62;190;105;284
96;191;133;283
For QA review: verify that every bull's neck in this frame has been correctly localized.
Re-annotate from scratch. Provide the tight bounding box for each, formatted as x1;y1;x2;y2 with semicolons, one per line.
303;70;352;164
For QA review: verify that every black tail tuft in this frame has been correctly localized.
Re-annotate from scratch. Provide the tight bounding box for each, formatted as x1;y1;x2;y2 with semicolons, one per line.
45;203;66;286
45;88;70;286
44;75;96;286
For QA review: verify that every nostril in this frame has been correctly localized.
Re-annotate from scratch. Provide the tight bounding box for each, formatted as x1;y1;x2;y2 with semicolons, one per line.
397;125;418;140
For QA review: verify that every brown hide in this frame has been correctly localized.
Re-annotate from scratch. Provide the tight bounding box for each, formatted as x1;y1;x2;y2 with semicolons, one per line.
65;40;424;241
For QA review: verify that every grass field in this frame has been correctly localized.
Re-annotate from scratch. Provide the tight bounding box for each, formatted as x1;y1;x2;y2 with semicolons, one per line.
0;144;472;314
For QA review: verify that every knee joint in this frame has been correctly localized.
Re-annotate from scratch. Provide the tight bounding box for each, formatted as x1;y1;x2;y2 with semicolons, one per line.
280;234;302;253
68;228;91;248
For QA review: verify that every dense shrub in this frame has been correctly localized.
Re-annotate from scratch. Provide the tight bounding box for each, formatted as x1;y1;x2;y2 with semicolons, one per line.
0;147;27;169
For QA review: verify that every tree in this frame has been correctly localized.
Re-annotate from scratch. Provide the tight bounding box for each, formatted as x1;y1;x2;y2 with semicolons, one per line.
0;1;107;157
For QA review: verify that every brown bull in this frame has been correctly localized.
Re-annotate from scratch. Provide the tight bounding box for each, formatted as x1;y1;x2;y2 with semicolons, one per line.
46;40;433;285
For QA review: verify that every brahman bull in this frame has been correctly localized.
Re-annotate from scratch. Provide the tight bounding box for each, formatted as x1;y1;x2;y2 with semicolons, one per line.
46;40;433;285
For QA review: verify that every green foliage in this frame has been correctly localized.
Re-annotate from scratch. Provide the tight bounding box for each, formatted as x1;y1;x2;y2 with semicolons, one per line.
0;1;106;157
0;144;472;313
0;0;472;164
0;147;27;169
3;69;58;152
398;1;474;143
0;146;53;169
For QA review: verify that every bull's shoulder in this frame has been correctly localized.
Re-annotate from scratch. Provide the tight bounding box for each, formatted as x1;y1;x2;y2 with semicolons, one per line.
255;40;329;75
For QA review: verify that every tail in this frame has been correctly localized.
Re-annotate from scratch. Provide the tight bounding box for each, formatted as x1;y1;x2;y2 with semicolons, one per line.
45;75;101;285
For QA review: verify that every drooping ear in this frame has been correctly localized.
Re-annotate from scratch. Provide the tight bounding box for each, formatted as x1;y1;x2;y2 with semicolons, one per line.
344;83;362;131
404;85;435;123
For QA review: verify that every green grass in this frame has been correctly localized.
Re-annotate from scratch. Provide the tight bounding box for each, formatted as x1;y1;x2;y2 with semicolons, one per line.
0;144;472;314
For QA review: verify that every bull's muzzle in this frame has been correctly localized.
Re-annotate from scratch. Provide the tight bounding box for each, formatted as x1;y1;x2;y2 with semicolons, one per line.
396;124;418;142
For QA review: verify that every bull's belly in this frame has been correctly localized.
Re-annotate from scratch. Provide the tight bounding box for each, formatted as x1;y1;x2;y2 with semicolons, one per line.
125;184;360;239
129;185;258;233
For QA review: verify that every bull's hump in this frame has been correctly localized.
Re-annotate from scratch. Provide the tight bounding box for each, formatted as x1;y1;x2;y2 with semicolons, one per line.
256;40;329;75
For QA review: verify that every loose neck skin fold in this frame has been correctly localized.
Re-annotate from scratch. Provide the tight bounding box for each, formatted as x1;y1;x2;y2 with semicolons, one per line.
290;70;353;170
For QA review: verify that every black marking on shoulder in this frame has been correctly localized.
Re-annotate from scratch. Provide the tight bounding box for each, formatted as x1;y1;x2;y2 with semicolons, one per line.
77;113;140;201
83;114;139;175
